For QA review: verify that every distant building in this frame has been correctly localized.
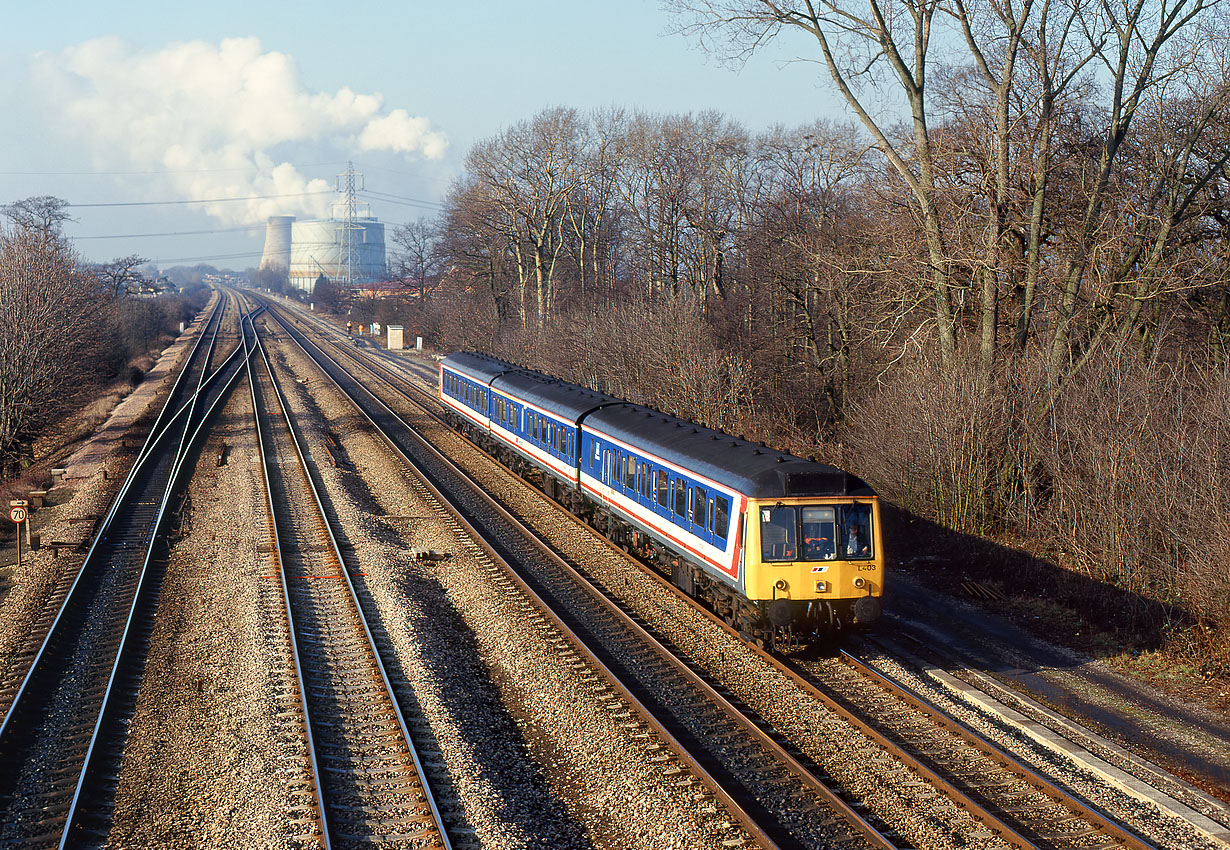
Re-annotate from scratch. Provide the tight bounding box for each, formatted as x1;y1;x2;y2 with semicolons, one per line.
260;215;295;271
283;218;387;293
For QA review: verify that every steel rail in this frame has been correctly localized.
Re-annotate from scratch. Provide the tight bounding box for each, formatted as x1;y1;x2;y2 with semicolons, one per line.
0;293;229;740
249;309;451;850
245;306;333;849
0;295;255;846
835;650;1158;850
263;303;827;850
264;304;1160;850
59;308;261;847
130;288;227;471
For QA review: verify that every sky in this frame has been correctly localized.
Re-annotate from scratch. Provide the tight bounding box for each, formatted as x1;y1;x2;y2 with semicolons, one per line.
0;1;849;269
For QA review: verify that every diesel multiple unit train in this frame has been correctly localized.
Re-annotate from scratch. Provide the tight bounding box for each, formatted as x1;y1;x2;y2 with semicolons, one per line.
439;352;883;648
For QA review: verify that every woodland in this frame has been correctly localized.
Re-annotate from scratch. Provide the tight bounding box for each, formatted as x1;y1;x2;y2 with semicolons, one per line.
367;1;1230;669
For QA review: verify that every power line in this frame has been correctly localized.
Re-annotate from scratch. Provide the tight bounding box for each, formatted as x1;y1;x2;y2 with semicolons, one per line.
352;160;454;186
358;189;444;210
74;223;267;240
68;190;333;208
1;161;345;177
148;250;266;265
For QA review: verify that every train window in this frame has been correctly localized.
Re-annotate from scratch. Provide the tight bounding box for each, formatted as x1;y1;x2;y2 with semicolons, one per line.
655;470;669;507
761;505;797;561
801;506;836;561
625;455;635;489
707;498;715;533
840;505;874;559
692;486;706;525
715;497;730;540
673;478;686;519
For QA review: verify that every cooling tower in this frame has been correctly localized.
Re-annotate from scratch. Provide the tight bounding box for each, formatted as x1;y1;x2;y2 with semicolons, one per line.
260;215;295;270
287;218;386;292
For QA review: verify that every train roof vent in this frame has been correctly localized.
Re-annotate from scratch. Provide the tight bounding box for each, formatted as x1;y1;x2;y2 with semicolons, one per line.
784;470;849;495
752;449;762;455
776;456;786;463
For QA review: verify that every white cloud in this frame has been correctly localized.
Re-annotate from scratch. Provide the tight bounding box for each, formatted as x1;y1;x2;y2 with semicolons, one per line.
359;110;449;159
31;36;448;224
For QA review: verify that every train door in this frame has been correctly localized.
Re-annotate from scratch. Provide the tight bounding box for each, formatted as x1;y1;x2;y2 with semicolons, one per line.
689;484;708;541
654;469;674;521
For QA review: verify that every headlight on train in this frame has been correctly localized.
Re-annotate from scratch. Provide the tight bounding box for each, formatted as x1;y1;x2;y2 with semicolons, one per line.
815;581;827;593
853;576;867;590
775;579;788;591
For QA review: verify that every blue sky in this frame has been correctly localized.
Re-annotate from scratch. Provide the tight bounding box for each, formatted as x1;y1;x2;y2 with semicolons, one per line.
0;1;849;268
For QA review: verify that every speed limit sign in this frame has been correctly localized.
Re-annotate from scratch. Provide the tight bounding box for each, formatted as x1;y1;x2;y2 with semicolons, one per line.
9;506;26;524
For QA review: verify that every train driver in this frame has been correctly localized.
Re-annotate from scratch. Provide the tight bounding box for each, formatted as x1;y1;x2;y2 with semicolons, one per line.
845;521;870;557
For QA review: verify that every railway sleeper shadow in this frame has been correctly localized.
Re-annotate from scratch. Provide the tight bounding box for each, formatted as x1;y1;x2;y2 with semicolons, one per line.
320;508;586;844
390;570;591;845
272;386;582;842
505;555;863;848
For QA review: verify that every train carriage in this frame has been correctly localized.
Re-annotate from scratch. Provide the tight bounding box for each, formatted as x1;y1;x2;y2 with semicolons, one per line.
438;351;510;430
581;404;882;644
439;352;883;648
487;372;620;502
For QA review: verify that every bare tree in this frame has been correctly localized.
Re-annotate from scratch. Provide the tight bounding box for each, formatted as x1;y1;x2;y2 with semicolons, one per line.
1047;0;1222;376
463;108;589;330
1;196;73;244
94;254;149;298
390;218;441;308
0;228;104;473
670;0;961;359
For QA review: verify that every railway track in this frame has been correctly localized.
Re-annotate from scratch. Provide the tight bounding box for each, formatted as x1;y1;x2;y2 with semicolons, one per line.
0;293;254;846
264;300;1187;850
260;300;918;849
788;650;1157;850
247;312;454;849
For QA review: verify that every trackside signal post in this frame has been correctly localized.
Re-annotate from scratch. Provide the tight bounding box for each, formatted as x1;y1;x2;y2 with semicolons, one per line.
9;501;28;570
